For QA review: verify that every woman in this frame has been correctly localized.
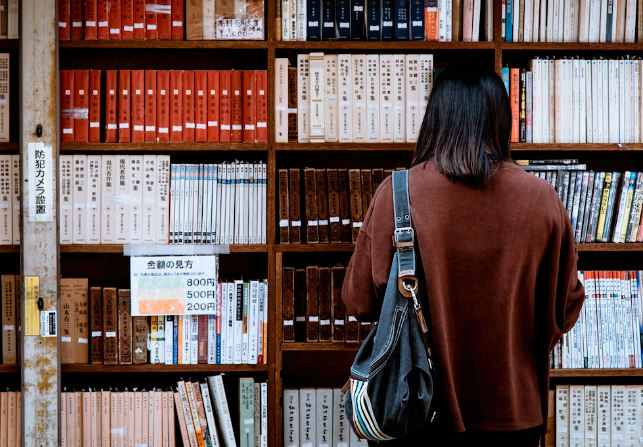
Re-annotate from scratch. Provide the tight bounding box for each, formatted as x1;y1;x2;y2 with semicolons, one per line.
342;64;584;446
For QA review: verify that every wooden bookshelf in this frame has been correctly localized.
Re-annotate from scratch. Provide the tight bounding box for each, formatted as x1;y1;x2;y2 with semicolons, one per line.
550;369;643;378
61;364;269;373
60;142;269;152
60;244;269;253
281;343;360;351
0;245;19;253
0;142;19;151
59;40;268;50
0;365;19;373
274;41;495;50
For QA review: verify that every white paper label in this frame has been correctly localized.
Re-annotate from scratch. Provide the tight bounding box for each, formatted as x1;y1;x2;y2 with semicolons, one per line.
308;316;319;322
28;143;54;222
40;311;57;337
292;221;301;227
92;331;102;337
283;320;294;326
106;331;117;338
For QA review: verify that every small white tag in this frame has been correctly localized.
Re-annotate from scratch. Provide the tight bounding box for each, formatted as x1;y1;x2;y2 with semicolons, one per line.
292;221;301;227
106;331;117;338
40;311;57;337
308;316;319;322
334;319;345;325
78;338;89;344
353;222;362;228
61;336;72;342
342;219;350;225
320;319;331;325
92;331;102;337
283;320;294;326
279;219;289;227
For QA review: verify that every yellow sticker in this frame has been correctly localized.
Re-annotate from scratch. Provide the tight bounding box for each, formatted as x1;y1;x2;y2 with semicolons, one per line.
24;276;40;336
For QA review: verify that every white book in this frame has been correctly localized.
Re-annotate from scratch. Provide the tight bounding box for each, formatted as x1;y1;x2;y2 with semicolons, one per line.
128;155;143;244
556;385;570;447
547;59;555;141
200;382;222;447
546;0;555;41
624;0;636;41
601;58;609;142
611;0;619;42
447;0;453;40
203;0;216;39
419;54;433;121
297;54;311;143
233;279;244;364
588;0;600;41
540;58;550;143
608;59;620;143
216;164;225;245
585;59;593;143
10;155;18;245
624;59;633;143
260;162;267;244
569;385;585;447
0;54;8;142
248;280;260;364
352;54;367;142
619;59;626;143
324;54;339;143
208;164;217;243
247;164;255;244
624;386;639;447
275;58;289;143
289;0;297;40
554;60;563;143
181;314;190;365
379;55;394;143
196;164;205;243
176;164;185;244
189;314;198;364
59;155;73;245
72;154;88;244
592;60;600;143
309;52;326;143
599;0;608;42
438;0;447;40
349;429;367;447
332;389;348;447
221;282;231;364
299;388;316;447
563;0;572;41
297;0;307;40
164;316;174;365
115;155;130;244
142;155;157;243
283;389;300;447
207;375;238;447
573;58;581;143
405;54;421;143
366;54;380;143
0;155;10;244
235;163;243;245
563;58;574;142
337;54;353;143
260;383;268;447
282;0;291;40
532;0;540;41
612;385;626;445
86;155;101;244
242;282;250;363
579;0;590;41
393;55;406;143
531;60;542;143
585;385;598;447
471;0;481;41
513;0;520;42
316;389;333;447
169;163;177;243
227;163;236;245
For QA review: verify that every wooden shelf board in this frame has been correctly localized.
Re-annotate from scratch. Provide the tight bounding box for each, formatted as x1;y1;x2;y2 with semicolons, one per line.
274;41;495;50
576;243;643;252
0;40;18;48
512;143;643;151
62;364;269;373
500;42;643;51
61;244;268;253
282;343;361;351
0;365;19;373
60;40;268;50
0;143;19;151
276;244;355;252
275;143;415;151
551;369;643;377
61;142;268;152
0;245;19;253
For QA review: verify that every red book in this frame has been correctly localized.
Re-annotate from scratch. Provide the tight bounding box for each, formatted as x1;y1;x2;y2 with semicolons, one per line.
70;0;84;40
171;0;184;40
59;0;71;40
105;70;119;143
109;0;122;39
230;70;243;143
183;70;195;142
510;67;519;143
119;70;132;142
133;0;146;39
74;70;90;143
89;70;102;143
121;0;134;39
60;70;75;143
97;0;110;39
157;0;171;40
256;70;268;143
169;70;183;142
194;71;208;142
207;70;220;143
84;0;98;39
197;315;208;364
144;70;157;143
242;70;256;143
219;71;231;143
131;70;145;142
156;70;170;142
145;0;158;40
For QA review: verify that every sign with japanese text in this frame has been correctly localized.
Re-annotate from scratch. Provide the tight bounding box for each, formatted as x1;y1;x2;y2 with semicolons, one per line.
28;142;54;222
130;255;218;316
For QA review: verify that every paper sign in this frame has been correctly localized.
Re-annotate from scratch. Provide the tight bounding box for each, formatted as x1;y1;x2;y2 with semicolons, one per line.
28;142;54;222
40;311;57;337
24;276;40;336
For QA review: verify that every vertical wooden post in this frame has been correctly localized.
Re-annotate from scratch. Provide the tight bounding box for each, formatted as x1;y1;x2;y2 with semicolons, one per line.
20;0;60;445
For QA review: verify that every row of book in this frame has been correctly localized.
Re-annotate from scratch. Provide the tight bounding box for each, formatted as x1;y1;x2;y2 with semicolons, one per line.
282;265;373;342
553;385;643;447
275;54;434;144
59;154;171;245
60;69;268;144
278;168;391;245
0;275;19;365
61;278;268;365
551;270;643;370
0;3;17;40
58;0;264;40
0;155;20;246
504;0;643;43
0;391;21;447
506;58;643;144
170;163;267;245
283;387;366;447
522;165;643;244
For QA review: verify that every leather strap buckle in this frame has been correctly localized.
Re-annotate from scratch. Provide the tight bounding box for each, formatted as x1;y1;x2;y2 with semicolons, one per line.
392;227;414;248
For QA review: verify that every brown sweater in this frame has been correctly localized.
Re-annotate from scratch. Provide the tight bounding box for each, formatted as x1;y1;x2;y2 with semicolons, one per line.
342;160;584;432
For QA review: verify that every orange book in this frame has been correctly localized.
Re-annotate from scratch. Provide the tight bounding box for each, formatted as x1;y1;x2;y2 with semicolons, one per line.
84;0;98;39
119;69;132;142
131;70;145;142
194;71;208;142
105;70;119;143
82;391;91;446
207;70;220;142
60;70;75;143
74;70;90;143
230;70;243;143
101;390;111;446
66;392;75;447
70;0;84;40
183;70;195;142
59;0;71;40
145;0;158;39
145;70;157;142
171;0;184;40
157;70;171;142
154;390;163;446
109;0;122;39
256;70;268;143
157;0;172;40
169;69;184;142
510;67;519;143
242;70;256;143
424;4;438;41
219;71;231;143
133;0;146;39
122;0;135;39
89;70;102;143
97;0;110;39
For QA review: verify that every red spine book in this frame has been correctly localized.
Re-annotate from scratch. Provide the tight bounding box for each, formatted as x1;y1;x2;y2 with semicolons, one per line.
74;70;90;143
121;0;134;39
510;67;519;143
97;0;110;39
133;0;146;39
109;0;122;39
61;70;75;143
242;70;256;143
131;70;145;142
207;70;220;143
59;0;71;40
84;0;98;39
197;314;208;364
194;71;208;142
89;70;102;143
157;0;172;40
105;70;119;143
156;70;170;142
230;71;243;143
119;70;132;142
169;69;183;142
255;70;268;143
144;70;157;143
145;0;158;39
70;0;84;40
183;70;195;142
171;0;184;40
219;71;231;143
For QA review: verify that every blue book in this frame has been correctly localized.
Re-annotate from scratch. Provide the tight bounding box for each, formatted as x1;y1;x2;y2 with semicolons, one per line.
366;0;380;40
381;0;394;39
409;0;423;40
394;0;409;40
351;0;365;39
336;0;351;38
307;0;322;39
505;0;512;42
173;316;178;364
322;0;337;39
501;67;510;95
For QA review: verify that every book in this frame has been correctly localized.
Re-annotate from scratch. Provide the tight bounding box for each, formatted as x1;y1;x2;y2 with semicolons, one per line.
102;287;118;365
207;375;237;447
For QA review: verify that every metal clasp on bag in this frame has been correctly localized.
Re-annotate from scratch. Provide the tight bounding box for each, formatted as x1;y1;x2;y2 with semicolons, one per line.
392;227;414;248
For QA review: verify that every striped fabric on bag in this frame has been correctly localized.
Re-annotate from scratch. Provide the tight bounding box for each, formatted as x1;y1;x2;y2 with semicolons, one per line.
349;379;394;441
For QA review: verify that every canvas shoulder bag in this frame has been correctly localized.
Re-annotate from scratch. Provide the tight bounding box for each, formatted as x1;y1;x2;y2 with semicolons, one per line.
344;169;436;442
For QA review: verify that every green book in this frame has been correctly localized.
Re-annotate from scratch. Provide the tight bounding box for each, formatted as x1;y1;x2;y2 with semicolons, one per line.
239;377;255;447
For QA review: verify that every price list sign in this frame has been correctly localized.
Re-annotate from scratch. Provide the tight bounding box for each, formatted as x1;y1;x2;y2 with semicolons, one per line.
130;255;218;316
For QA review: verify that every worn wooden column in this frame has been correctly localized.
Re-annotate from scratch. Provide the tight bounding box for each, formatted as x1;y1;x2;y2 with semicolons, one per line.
20;0;60;445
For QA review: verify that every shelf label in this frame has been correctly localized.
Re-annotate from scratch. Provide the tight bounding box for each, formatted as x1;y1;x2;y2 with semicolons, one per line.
130;255;218;316
25;276;40;336
27;142;54;222
40;311;57;337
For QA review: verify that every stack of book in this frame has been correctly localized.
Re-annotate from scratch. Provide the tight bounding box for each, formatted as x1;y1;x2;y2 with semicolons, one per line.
0;391;21;445
0;275;19;365
0;155;20;245
0;4;18;39
60;69;268;144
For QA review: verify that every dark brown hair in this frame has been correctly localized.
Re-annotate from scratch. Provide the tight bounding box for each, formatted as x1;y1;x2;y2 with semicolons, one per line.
411;63;512;186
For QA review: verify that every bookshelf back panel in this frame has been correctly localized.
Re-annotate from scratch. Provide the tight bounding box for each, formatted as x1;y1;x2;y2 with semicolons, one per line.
281;351;354;388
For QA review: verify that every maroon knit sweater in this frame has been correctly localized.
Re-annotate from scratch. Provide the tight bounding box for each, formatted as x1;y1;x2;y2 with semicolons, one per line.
342;160;584;432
